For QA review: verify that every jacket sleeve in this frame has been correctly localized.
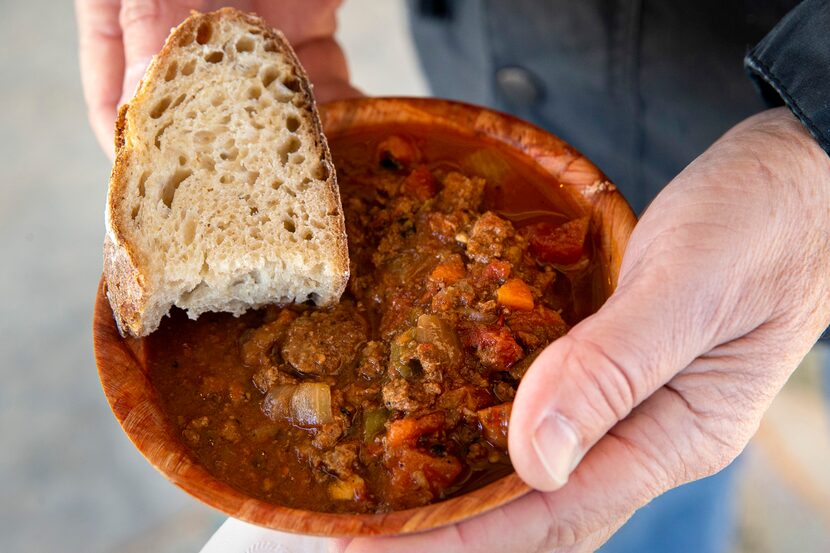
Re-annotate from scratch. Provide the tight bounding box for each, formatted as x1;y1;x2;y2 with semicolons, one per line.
745;0;830;155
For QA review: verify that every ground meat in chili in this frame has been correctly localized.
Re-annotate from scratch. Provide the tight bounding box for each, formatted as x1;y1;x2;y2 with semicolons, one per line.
147;132;594;513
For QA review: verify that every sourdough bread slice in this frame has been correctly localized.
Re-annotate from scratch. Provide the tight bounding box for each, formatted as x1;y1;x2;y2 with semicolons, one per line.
104;8;349;337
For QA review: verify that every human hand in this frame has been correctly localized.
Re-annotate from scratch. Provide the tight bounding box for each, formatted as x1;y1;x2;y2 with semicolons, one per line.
76;0;359;158
335;108;830;552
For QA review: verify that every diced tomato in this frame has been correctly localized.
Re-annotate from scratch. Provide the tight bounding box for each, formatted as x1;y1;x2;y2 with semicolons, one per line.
403;165;439;201
429;257;465;286
438;385;493;413
484;259;511;282
506;305;569;349
384;412;462;505
496;278;534;311
462;324;524;370
387;448;463;499
477;402;513;450
386;412;445;449
524;216;590;265
376;135;420;169
378;291;416;338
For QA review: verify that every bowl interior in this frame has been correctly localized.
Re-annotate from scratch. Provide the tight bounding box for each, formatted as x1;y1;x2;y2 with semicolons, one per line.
93;97;636;536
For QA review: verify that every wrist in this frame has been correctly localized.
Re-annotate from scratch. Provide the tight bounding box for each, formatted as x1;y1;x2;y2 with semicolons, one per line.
721;108;830;327
628;106;830;335
729;108;830;196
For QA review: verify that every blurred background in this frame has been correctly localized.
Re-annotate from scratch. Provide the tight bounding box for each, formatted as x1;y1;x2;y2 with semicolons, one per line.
0;1;828;552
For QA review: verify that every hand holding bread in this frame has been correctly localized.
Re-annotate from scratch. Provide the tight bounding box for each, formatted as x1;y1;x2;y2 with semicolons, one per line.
103;9;349;336
77;0;360;158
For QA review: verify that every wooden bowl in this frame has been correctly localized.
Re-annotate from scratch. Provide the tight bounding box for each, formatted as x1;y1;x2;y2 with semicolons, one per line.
93;97;636;536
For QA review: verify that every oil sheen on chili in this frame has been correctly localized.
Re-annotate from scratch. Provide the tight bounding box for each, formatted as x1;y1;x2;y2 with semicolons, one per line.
147;130;597;513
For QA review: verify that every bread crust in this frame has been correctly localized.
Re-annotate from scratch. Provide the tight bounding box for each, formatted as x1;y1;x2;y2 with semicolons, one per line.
104;8;349;337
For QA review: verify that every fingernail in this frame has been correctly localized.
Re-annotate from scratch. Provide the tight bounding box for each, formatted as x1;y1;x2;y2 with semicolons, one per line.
531;412;583;489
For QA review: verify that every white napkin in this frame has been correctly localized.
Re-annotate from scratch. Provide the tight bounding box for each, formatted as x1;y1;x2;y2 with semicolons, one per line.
200;517;332;553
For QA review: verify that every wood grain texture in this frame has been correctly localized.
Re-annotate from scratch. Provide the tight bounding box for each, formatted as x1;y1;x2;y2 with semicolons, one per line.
93;97;637;536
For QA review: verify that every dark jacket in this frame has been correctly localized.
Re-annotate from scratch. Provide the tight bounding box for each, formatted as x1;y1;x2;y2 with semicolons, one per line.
408;0;828;213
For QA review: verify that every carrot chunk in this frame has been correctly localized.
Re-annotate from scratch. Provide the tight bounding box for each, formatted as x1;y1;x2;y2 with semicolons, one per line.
496;278;534;311
386;412;445;449
429;258;465;286
461;323;524;370
484;259;511;281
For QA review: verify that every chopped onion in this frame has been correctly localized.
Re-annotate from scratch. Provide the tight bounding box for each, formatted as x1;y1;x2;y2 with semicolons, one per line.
415;314;462;369
262;383;333;427
290;382;334;427
261;385;294;421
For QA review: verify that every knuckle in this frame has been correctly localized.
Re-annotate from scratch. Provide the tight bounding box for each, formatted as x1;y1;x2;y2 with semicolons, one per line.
690;420;750;479
119;0;160;29
77;0;123;39
609;425;677;496
540;493;627;551
564;335;640;423
541;516;580;549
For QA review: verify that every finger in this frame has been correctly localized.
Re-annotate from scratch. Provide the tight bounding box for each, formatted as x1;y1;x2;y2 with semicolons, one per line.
118;0;174;104
505;155;793;492
118;0;203;105
508;112;830;494
508;266;718;491
342;491;558;553
76;0;125;157
251;0;341;45
251;0;359;102
329;538;349;553
344;383;714;553
313;81;365;104
536;385;723;552
293;38;362;103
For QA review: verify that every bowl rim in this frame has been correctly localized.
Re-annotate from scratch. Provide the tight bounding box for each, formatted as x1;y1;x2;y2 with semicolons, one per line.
93;96;636;536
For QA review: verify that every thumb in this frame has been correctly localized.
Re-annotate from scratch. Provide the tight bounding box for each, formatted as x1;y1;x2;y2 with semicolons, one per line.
118;0;204;105
507;254;722;492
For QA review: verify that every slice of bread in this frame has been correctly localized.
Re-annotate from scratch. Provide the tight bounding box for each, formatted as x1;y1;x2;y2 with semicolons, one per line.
104;8;349;337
